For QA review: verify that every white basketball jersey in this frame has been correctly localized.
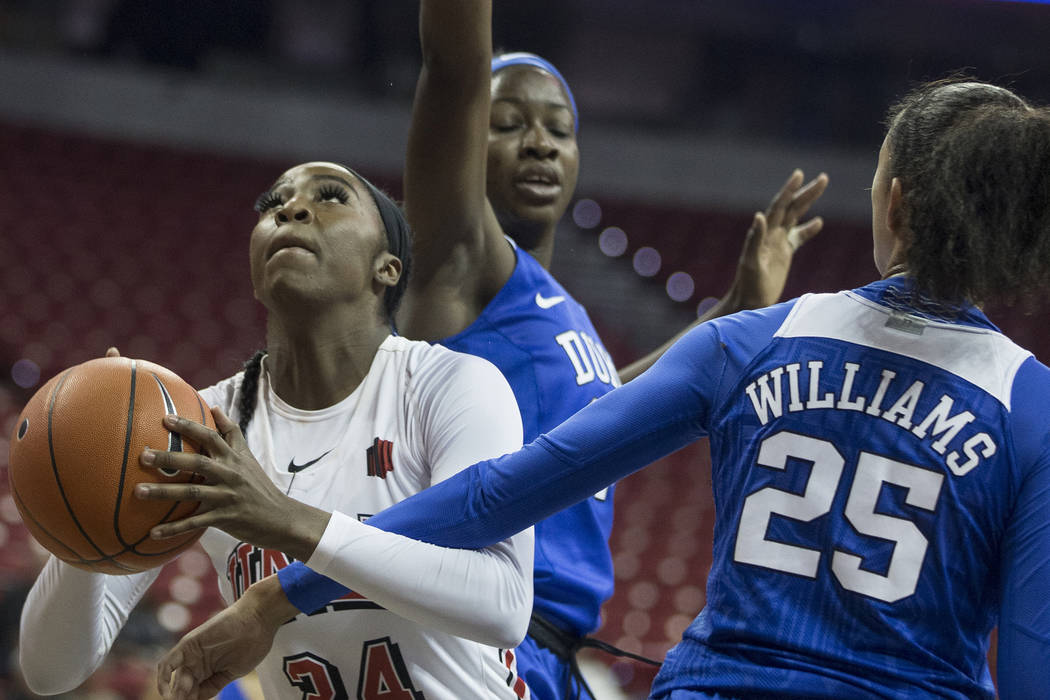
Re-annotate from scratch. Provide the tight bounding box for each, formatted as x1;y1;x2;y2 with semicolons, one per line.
197;336;529;700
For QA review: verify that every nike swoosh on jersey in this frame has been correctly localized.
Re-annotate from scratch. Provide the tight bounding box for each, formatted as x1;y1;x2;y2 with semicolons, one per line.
288;449;333;473
535;292;567;309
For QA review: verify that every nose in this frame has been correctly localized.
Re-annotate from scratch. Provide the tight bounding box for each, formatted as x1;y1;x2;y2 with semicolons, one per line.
275;196;312;225
521;123;558;160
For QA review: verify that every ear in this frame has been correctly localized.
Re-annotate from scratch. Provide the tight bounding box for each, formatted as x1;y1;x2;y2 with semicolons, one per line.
373;252;402;290
884;176;912;267
887;177;905;234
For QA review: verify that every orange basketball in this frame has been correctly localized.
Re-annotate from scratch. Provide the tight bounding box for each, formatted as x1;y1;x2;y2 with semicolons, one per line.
8;357;214;574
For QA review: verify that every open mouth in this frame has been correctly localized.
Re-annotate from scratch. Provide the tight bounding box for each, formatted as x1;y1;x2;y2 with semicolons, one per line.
514;170;562;202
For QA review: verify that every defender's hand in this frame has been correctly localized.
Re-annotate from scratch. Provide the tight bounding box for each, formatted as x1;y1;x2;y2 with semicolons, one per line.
728;169;829;310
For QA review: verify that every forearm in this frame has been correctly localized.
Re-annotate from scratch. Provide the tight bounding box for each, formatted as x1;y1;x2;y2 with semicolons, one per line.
19;557;158;694
306;513;532;647
281;324;722;613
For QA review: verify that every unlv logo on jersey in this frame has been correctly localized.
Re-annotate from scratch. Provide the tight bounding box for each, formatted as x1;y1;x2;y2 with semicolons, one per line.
366;438;394;478
227;543;295;601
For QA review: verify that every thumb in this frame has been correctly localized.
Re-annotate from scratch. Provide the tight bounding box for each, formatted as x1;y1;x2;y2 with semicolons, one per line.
211;406;248;450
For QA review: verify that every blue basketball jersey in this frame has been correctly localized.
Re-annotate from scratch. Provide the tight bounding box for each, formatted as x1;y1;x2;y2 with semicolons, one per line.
650;277;1048;698
353;276;1050;698
440;240;621;634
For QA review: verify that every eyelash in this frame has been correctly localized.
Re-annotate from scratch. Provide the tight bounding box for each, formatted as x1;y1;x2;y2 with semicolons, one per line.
318;184;350;204
254;191;283;213
253;185;350;213
492;122;571;139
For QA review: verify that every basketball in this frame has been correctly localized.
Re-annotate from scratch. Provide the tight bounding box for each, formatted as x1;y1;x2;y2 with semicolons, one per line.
8;357;214;574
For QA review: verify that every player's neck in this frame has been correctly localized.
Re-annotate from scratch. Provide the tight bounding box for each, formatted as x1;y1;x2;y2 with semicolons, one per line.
519;230;556;270
504;217;557;270
264;319;389;410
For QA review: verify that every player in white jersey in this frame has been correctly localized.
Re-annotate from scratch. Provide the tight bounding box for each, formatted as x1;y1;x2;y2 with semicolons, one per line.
19;162;533;699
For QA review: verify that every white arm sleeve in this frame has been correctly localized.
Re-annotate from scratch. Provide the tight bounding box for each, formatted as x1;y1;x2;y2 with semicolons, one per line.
19;556;160;694
306;351;532;648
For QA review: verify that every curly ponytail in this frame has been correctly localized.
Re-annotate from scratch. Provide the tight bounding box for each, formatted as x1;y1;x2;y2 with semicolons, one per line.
885;78;1050;308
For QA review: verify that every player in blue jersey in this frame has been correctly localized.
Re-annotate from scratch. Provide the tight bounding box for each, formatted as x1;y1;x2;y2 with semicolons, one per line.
145;3;825;698
156;78;1050;698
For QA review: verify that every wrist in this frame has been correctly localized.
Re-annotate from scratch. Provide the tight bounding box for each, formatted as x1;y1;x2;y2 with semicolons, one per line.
242;574;299;628
280;503;331;563
720;281;767;313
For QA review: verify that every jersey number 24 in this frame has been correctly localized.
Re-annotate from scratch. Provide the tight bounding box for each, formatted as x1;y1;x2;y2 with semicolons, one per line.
733;430;945;603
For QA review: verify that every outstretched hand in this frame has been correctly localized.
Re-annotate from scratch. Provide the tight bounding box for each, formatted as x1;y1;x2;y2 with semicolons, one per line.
728;169;829;310
135;406;330;561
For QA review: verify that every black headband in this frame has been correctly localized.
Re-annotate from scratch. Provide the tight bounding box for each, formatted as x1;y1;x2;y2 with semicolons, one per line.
345;167;413;330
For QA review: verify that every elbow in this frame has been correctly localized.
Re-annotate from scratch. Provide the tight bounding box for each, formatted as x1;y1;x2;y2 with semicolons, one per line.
473;606;531;649
476;585;533;649
19;647;86;695
502;603;532;649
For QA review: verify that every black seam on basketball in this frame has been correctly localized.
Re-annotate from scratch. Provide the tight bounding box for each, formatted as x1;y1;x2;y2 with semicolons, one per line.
10;482;139;572
10;480;84;560
152;373;182;463
113;360;137;548
126;529;200;556
47;368;110;558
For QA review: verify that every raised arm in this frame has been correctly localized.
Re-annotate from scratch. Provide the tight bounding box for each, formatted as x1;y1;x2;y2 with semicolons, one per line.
618;169;828;383
399;0;513;340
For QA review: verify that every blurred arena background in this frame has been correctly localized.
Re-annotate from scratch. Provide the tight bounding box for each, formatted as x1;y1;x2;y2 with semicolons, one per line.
1;1;1049;697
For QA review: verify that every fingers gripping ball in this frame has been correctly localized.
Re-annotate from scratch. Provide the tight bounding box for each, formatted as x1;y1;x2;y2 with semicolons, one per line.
8;357;215;574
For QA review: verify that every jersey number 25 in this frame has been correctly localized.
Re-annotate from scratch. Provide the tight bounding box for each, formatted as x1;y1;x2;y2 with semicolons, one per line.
733;430;945;603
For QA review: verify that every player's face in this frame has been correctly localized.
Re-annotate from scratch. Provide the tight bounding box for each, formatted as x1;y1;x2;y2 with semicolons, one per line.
487;67;580;245
871;135;897;276
249;162;390;309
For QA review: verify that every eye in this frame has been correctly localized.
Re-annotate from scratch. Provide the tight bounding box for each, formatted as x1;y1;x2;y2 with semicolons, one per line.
492;121;523;133
548;126;572;139
317;184;350;204
254;190;284;213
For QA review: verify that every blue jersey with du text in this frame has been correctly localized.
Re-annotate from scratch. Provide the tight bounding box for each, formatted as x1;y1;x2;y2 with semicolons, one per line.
441;241;621;634
351;277;1050;698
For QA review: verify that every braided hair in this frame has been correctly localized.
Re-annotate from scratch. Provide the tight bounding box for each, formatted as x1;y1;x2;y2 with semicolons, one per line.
236;349;267;438
885;77;1050;308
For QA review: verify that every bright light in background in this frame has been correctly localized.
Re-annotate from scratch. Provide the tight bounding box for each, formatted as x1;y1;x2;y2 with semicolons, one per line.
598;226;628;257
665;272;695;302
696;296;720;318
632;247;661;277
572;198;602;229
170;575;202;605
156;602;190;632
11;359;40;389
